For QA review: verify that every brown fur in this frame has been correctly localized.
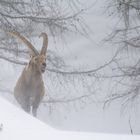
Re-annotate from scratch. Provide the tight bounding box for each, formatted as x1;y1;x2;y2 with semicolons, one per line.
9;31;48;117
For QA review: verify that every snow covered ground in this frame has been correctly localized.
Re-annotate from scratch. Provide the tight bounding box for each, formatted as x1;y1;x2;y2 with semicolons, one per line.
0;96;140;140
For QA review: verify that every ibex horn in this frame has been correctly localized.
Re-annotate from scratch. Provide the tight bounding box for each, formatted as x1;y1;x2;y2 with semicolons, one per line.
8;31;39;56
39;32;48;55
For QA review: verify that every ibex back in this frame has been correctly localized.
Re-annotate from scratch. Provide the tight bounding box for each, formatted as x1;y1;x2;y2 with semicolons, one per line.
9;31;48;117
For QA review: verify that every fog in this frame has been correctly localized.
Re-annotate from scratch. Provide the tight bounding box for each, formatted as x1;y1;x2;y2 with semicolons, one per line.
0;0;140;135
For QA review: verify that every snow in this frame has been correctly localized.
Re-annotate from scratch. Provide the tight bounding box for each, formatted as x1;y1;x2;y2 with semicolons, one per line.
0;96;140;140
0;0;140;136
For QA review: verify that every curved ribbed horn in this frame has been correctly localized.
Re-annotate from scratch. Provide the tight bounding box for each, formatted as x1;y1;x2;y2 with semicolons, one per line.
39;32;48;55
8;31;39;56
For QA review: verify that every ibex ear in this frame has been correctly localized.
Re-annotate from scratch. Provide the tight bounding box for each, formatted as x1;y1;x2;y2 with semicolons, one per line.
39;33;48;55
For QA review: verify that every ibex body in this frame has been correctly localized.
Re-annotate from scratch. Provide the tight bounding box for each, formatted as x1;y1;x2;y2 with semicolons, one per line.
9;31;48;117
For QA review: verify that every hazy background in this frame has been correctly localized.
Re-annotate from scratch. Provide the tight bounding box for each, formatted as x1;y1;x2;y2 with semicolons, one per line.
0;0;140;135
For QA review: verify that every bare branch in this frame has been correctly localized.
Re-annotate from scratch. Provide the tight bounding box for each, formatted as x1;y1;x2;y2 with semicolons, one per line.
43;94;95;104
124;41;140;48
0;54;27;65
0;52;115;76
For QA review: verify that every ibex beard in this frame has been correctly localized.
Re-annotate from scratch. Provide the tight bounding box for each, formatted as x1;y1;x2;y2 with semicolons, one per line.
9;31;48;117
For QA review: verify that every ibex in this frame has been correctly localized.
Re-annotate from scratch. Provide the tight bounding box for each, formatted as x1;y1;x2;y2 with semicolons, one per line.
9;31;48;117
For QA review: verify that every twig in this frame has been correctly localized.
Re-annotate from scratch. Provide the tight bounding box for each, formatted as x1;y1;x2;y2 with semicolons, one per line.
42;94;95;104
129;117;133;134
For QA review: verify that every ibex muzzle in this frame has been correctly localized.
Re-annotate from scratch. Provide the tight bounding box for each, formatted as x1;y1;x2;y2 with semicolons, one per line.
9;31;48;117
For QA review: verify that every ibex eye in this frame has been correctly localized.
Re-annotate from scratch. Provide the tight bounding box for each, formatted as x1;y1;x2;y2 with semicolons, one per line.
42;63;46;67
34;58;38;61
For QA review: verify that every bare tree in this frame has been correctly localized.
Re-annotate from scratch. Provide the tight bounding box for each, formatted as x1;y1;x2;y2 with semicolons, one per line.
0;0;90;60
0;0;89;36
0;0;93;70
103;0;140;118
0;1;103;112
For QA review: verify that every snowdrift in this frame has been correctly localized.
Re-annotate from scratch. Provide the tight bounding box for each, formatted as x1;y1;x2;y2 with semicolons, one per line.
0;96;139;140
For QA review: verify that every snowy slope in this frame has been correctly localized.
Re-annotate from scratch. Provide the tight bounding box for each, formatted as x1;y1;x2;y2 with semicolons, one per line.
0;96;140;140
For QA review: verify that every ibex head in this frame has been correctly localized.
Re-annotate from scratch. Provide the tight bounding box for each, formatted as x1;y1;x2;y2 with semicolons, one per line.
8;31;48;73
30;55;46;73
